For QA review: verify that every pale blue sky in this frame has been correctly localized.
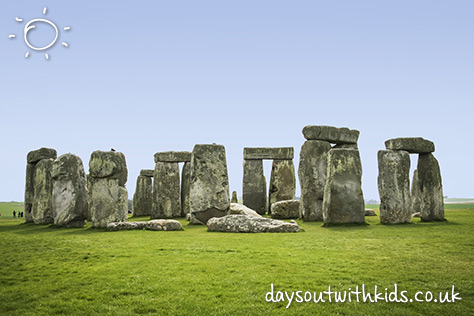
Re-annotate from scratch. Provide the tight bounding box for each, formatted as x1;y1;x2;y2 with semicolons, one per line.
1;0;473;201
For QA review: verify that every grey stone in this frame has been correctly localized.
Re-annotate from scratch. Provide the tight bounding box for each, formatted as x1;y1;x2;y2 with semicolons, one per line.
302;126;360;144
411;169;421;213
132;175;153;216
271;200;300;219
269;160;296;212
89;178;128;228
181;162;191;217
229;203;262;217
412;212;421;218
154;151;192;163
31;158;54;224
365;209;377;216
231;191;238;203
107;221;147;231
27;147;57;164
89;150;128;186
152;162;181;218
140;169;154;177
189;144;230;224
86;174;92;221
298;140;331;221
242;159;267;215
323;149;365;225
243;147;294;160
51;154;88;228
24;163;35;223
385;137;435;154
146;219;183;231
378;150;412;224
417;153;445;221
207;215;301;233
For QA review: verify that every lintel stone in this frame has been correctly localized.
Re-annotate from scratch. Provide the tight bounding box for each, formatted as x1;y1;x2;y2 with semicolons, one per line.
140;169;154;177
27;147;57;164
385;137;435;154
243;147;294;160
154;151;192;163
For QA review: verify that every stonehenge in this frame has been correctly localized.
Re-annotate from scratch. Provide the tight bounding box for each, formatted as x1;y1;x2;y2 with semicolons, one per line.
242;147;295;215
378;137;444;223
132;169;153;216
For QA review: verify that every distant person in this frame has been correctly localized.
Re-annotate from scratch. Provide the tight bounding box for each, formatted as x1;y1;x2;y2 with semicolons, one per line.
21;211;24;218
13;210;16;218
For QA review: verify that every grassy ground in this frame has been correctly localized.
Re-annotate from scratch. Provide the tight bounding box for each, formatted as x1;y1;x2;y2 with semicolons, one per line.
0;203;473;315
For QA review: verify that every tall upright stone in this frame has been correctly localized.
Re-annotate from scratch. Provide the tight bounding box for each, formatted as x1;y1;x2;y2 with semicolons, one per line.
181;162;191;217
323;149;365;225
417;153;444;221
231;191;238;203
411;169;421;213
51;154;88;227
89;150;128;228
189;144;230;224
377;150;412;224
152;162;181;218
132;170;153;217
242;159;267;215
31;158;55;224
298;140;331;221
269;160;295;212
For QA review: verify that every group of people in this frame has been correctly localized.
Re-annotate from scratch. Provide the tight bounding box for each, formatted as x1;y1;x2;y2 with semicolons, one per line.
13;210;24;218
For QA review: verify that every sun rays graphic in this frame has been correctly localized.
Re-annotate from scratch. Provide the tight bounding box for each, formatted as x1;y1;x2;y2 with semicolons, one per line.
9;7;71;60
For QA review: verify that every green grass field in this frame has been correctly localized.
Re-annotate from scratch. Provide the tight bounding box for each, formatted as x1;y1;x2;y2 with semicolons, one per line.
0;202;473;315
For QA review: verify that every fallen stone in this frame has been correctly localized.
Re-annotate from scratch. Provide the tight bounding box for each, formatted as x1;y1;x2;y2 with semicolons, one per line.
89;178;128;228
417;153;445;221
242;159;267;215
207;215;301;233
229;203;262;217
52;154;88;228
231;191;238;203
154;151;192;163
385;137;435;154
243;147;294;160
27;147;57;164
107;221;147;231
152;162;181;218
365;209;377;216
411;212;421;218
89;150;128;186
378;150;412;224
269;160;296;212
133;174;153;216
271;200;300;219
298;140;331;221
302;126;360;144
146;219;183;231
323;149;365;225
140;169;154;177
31;158;54;224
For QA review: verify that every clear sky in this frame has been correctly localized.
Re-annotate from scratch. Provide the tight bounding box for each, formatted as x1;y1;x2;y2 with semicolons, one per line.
1;0;473;202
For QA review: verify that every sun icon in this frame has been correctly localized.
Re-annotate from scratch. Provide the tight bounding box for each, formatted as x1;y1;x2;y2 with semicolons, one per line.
8;6;71;60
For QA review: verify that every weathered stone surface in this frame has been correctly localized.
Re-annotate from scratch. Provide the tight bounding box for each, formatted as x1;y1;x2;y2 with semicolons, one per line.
302;126;359;144
146;219;183;231
152;162;181;218
231;191;238;203
207;215;301;233
385;137;435;154
181;162;191;217
243;147;294;160
271;200;300;219
189;144;230;224
242;159;267;215
107;221;147;231
89;178;128;228
269;160;296;213
27;147;57;164
323;149;365;225
140;169;154;177
154;151;192;163
133;175;153;216
411;169;421;213
89;150;128;186
417;153;445;221
412;212;421;218
378;150;412;224
31;158;54;224
365;209;377;216
24;163;35;223
229;203;262;217
51;154;88;228
86;174;92;221
298;140;331;221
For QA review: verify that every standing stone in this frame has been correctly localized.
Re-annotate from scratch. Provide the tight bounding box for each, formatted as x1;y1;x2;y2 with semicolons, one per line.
152;162;181;218
86;174;92;221
242;159;267;215
231;191;238;203
417;153;445;221
377;150;412;224
298;140;331;221
323;149;365;225
90;178;128;228
89;150;127;186
133;171;153;217
411;169;421;213
31;158;54;224
269;160;295;212
189;144;230;224
181;162;191;217
24;163;35;223
51;154;88;227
